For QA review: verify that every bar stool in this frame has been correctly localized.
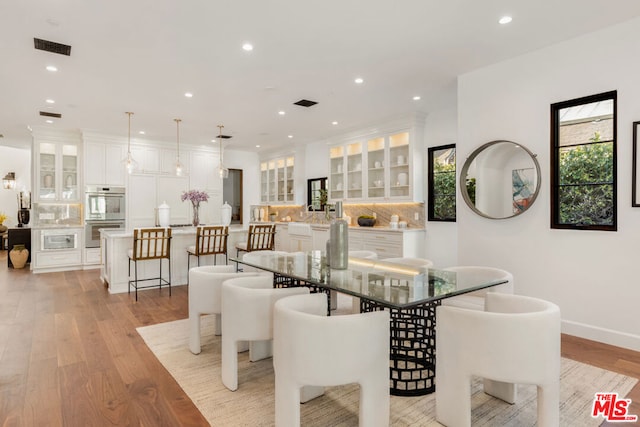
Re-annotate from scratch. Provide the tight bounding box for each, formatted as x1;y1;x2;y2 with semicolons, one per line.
128;227;172;301
186;226;229;283
235;224;276;270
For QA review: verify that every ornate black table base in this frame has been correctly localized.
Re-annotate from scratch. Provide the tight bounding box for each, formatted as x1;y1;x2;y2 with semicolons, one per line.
360;298;440;396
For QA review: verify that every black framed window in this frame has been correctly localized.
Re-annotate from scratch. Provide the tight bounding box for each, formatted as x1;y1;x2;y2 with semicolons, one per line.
428;144;456;221
307;177;328;211
551;91;617;231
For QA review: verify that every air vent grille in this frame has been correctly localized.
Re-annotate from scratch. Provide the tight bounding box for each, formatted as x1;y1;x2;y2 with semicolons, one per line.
39;111;62;118
293;99;318;107
34;38;71;56
218;135;232;139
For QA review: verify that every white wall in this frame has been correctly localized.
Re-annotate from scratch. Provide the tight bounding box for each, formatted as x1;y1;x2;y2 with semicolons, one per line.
0;146;31;228
457;17;640;350
424;106;459;268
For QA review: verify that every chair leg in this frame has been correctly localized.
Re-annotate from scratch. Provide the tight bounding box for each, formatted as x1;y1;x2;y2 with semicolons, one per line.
221;336;239;391
275;376;302;426
537;382;560;427
134;261;139;301
189;311;202;355
359;377;390;427
187;255;191;285
159;259;163;294
168;257;171;296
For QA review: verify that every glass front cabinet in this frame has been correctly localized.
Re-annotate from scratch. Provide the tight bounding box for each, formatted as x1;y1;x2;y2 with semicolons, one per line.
260;155;295;204
35;136;81;202
329;129;416;202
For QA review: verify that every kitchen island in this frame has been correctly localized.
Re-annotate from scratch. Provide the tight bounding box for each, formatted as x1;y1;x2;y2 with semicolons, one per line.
100;225;248;294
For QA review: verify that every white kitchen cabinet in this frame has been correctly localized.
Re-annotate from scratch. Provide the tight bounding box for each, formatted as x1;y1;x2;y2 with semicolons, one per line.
31;227;84;273
84;141;126;186
349;228;425;259
328;113;425;202
130;145;161;174
35;139;81;202
274;224;289;251
190;151;218;191
128;174;189;228
311;226;329;251
260;156;294;204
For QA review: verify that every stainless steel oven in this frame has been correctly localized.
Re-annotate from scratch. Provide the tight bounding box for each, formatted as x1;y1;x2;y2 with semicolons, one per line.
85;186;126;221
85;220;125;248
41;229;79;251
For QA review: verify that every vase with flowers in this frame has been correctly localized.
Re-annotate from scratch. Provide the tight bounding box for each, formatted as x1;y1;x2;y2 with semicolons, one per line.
181;189;209;226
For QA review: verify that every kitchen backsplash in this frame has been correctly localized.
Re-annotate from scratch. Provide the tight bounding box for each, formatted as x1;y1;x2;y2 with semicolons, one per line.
259;202;425;228
32;203;83;227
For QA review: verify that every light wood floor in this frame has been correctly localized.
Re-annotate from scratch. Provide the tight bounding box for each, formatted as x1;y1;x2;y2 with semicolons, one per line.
0;251;638;426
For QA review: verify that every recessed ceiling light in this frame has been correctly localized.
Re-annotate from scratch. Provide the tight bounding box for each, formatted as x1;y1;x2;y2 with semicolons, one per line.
278;111;285;116
413;96;421;101
332;121;338;125
256;144;261;148
499;16;512;24
46;65;57;72
354;77;364;84
288;135;293;139
242;43;254;51
45;119;53;124
184;92;193;98
45;99;55;104
139;131;145;135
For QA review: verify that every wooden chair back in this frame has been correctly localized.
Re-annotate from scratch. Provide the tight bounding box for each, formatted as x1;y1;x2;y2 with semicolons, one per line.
195;226;228;256
132;228;172;260
246;224;276;252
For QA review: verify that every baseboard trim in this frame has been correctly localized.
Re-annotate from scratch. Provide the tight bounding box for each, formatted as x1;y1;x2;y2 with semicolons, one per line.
562;319;640;352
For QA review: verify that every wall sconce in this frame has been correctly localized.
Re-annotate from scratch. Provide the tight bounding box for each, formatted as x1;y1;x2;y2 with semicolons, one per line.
3;172;15;189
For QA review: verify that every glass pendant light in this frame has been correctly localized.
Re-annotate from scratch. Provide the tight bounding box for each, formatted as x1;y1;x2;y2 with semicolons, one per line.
174;118;184;176
218;124;229;179
123;112;138;174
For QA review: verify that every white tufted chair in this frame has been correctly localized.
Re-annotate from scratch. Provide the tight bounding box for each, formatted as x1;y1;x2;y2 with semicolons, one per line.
188;265;272;354
221;275;310;391
240;250;290;272
273;293;390;427
435;293;561;427
441;266;514;311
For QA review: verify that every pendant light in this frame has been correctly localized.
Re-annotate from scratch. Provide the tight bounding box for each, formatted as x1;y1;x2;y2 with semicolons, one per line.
123;112;138;174
174;118;184;176
218;124;229;179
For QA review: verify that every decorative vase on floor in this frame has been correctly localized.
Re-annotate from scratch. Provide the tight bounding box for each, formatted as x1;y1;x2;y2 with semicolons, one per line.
192;201;200;226
10;244;29;269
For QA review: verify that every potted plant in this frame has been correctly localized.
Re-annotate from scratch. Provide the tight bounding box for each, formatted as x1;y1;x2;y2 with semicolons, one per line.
0;212;7;233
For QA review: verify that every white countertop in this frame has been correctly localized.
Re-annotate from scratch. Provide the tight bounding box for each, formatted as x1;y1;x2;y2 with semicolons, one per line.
269;221;424;233
101;224;248;238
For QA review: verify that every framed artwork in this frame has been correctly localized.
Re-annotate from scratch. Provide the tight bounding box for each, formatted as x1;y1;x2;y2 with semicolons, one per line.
633;121;640;206
512;168;535;214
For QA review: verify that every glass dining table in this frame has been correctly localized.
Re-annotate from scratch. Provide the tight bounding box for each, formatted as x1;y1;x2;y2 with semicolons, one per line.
232;250;508;396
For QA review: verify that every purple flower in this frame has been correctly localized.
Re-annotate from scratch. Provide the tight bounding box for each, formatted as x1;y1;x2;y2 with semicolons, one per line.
181;190;209;203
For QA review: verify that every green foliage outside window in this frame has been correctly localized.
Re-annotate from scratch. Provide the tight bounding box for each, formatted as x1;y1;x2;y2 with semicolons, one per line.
428;145;456;221
558;141;614;225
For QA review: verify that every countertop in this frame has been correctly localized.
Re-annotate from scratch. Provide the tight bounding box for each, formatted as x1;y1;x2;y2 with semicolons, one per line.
263;221;425;233
101;224;248;238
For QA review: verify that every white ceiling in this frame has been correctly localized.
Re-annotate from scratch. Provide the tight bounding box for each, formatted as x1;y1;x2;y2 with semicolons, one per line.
2;0;640;153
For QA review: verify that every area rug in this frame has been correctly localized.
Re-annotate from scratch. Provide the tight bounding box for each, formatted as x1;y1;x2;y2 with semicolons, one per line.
137;314;637;427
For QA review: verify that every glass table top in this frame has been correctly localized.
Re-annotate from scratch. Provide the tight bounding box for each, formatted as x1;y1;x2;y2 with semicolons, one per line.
232;251;508;309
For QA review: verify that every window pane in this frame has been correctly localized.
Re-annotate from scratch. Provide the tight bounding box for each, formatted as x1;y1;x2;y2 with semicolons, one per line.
559;142;613;185
551;91;616;231
558;184;614;226
428;144;456;221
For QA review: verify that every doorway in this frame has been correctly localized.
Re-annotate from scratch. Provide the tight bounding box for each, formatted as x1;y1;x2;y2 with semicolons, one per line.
223;169;243;224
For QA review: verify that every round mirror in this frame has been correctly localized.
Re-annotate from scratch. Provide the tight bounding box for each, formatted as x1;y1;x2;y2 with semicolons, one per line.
460;140;541;219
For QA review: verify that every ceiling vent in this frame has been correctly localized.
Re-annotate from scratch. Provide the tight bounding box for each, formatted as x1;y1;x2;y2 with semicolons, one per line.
34;38;72;56
39;111;62;118
293;99;318;107
218;135;232;139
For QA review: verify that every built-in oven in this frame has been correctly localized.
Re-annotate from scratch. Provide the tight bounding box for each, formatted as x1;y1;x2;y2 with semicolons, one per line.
41;229;79;251
85;220;125;248
85;186;126;221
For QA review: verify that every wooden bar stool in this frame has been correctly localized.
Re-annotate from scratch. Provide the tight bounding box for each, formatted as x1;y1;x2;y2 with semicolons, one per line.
186;226;229;283
128;227;172;301
235;223;276;257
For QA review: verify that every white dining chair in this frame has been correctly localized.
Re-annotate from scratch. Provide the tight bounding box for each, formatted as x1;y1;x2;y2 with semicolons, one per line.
188;265;272;354
221;275;309;391
273;293;390;427
441;266;513;311
436;293;560;427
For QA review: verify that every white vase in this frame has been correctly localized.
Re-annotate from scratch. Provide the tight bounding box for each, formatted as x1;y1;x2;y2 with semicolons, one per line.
221;201;232;226
397;172;408;186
